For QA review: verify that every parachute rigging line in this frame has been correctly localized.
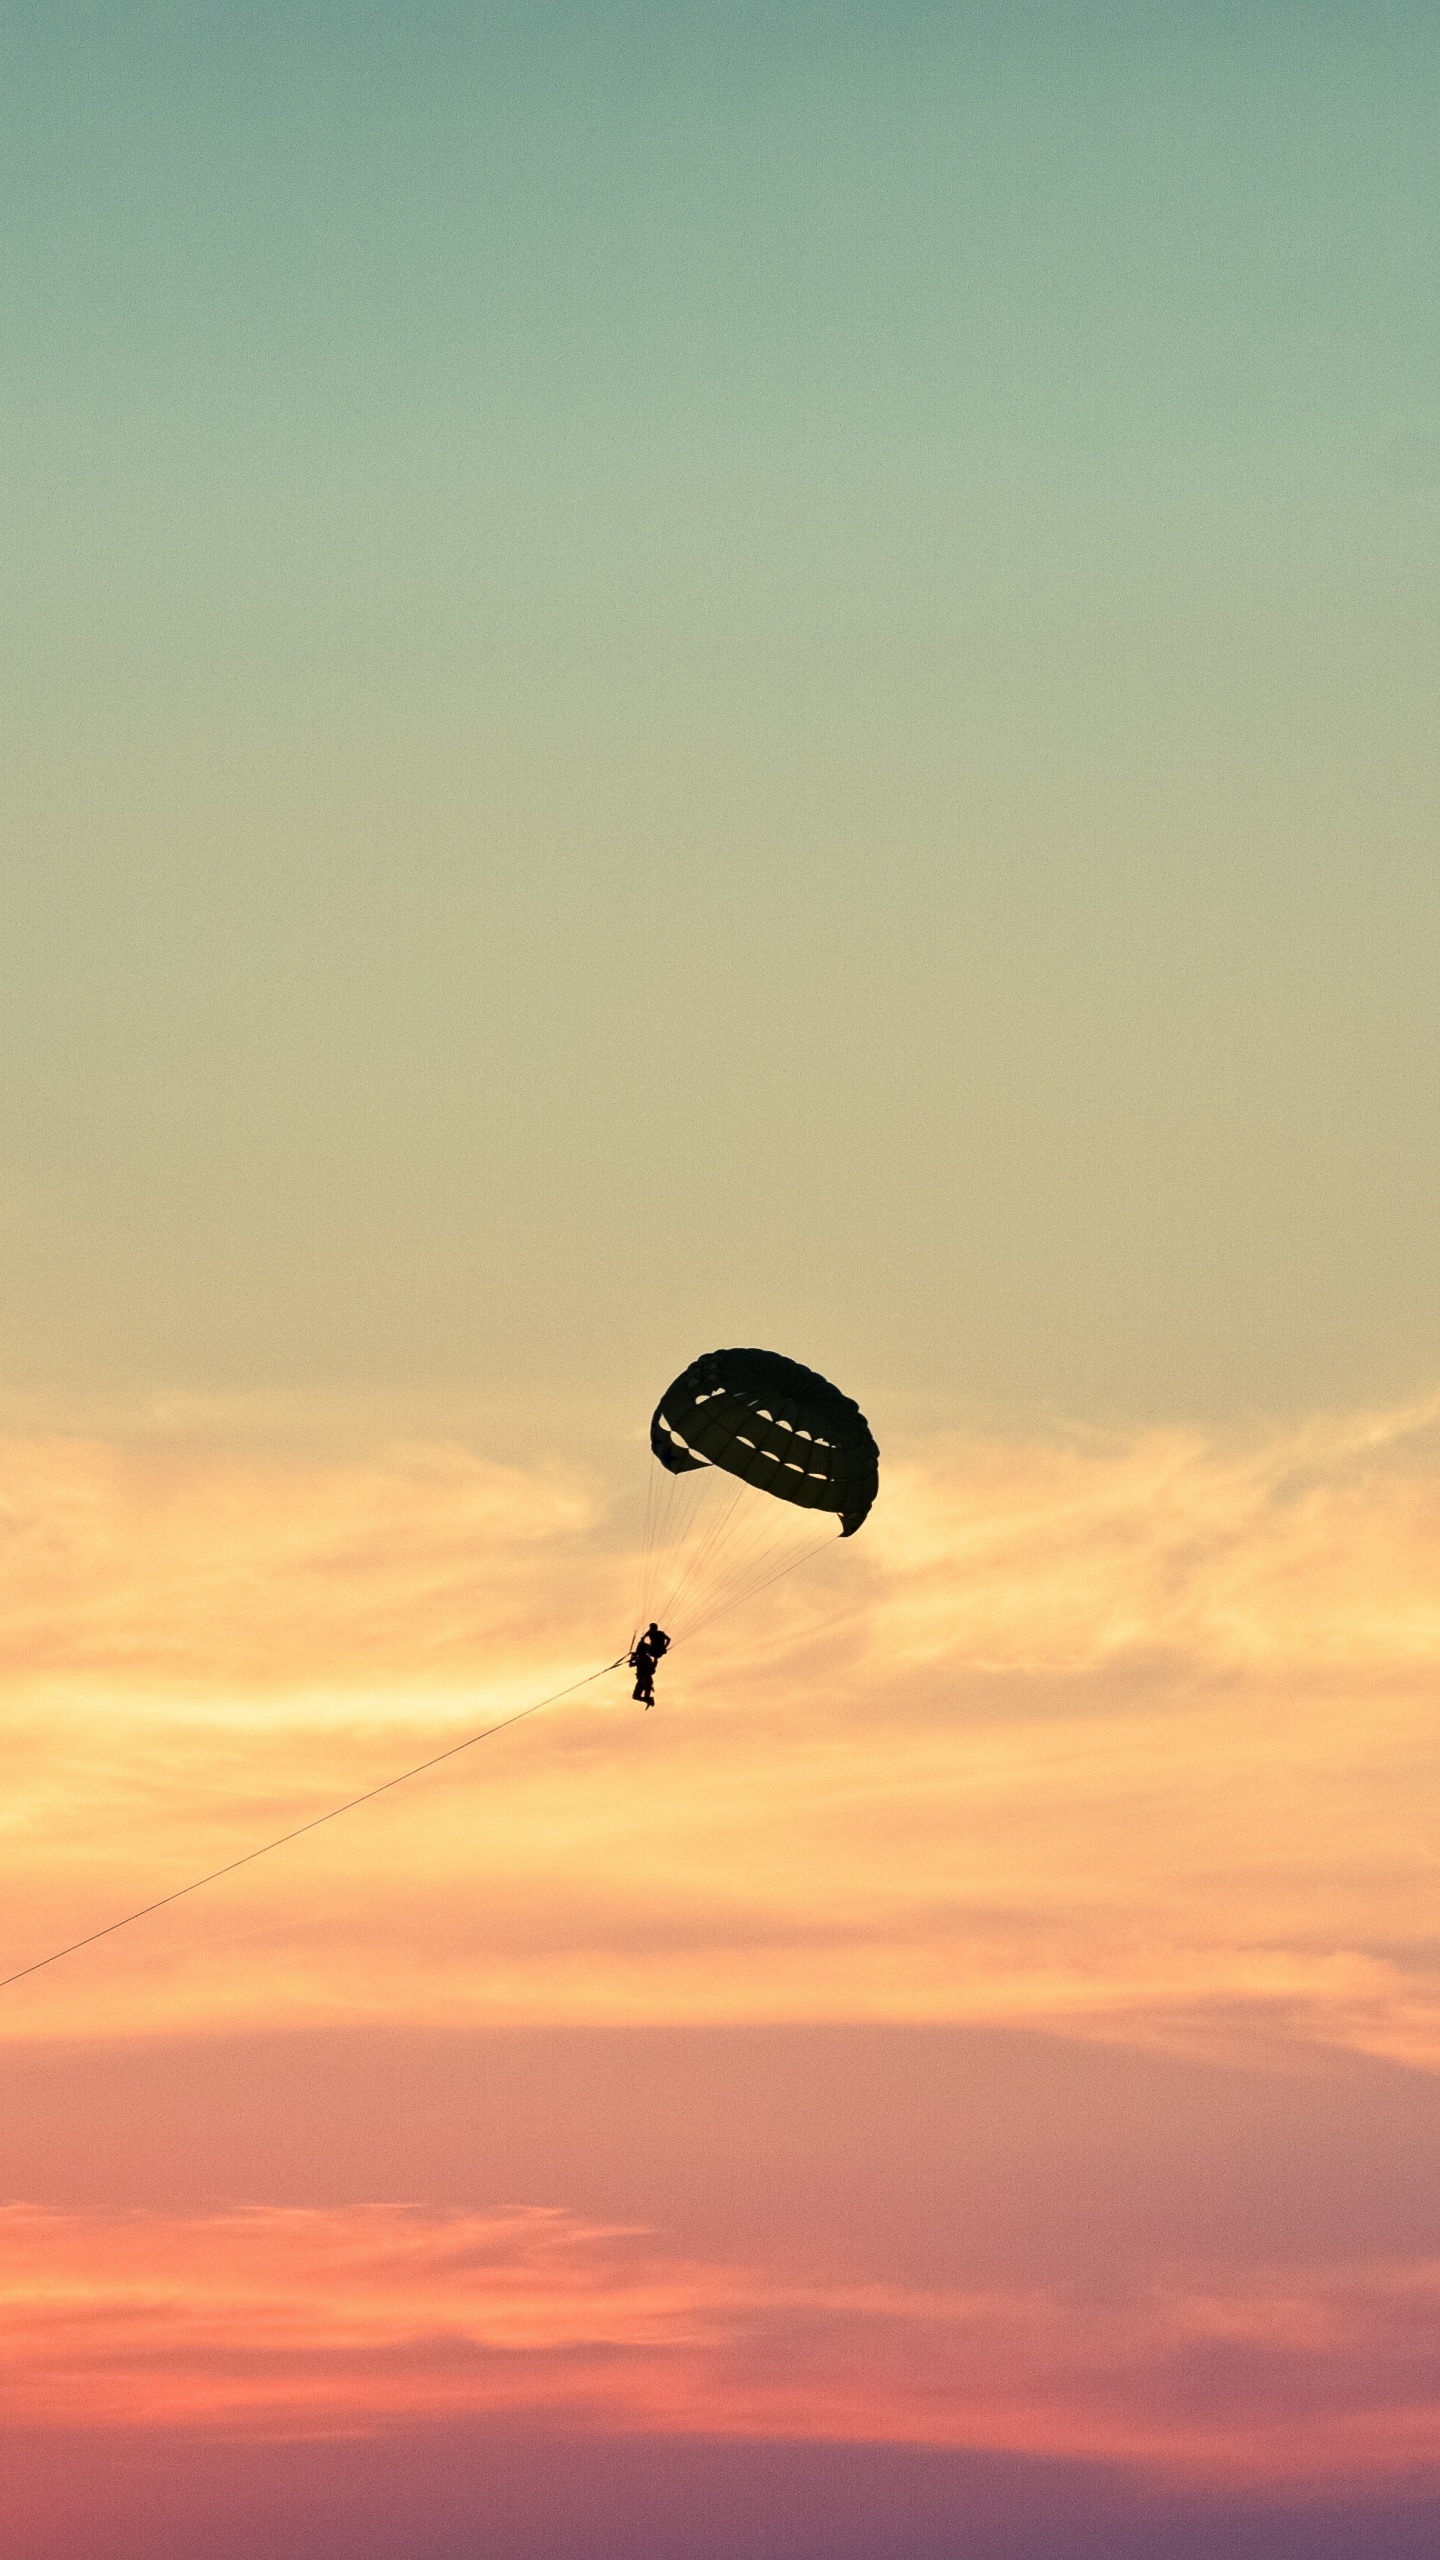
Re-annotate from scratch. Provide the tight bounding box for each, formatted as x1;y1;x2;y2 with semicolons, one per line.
0;1652;629;1996
633;1441;687;1643
670;1525;840;1645
651;1474;747;1629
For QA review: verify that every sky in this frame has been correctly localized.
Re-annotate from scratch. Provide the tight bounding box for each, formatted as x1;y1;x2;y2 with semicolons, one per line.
2;4;1439;2554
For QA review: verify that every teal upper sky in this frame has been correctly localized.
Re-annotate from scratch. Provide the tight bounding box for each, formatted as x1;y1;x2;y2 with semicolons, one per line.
4;3;1438;1424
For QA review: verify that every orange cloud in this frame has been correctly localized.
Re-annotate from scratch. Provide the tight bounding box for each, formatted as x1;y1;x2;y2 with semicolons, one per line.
2;2203;1437;2488
1;1398;1438;2067
0;1430;600;1691
870;1396;1440;1678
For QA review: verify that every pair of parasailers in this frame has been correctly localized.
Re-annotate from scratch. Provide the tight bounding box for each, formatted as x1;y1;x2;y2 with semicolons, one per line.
629;1622;670;1707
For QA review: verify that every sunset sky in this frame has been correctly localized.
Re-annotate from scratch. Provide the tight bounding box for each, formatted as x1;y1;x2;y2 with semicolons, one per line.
3;5;1440;2555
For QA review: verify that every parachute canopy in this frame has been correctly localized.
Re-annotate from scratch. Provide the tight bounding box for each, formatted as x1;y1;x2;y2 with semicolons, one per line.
650;1347;879;1537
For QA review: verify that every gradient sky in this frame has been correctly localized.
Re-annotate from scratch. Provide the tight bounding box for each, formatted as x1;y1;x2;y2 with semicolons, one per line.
3;6;1439;2556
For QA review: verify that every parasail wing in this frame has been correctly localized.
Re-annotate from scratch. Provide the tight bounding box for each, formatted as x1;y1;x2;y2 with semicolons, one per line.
650;1347;879;1536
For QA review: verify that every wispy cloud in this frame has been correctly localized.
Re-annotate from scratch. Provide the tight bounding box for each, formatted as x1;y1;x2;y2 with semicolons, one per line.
0;1431;600;1691
870;1397;1440;1678
1;1401;1437;2063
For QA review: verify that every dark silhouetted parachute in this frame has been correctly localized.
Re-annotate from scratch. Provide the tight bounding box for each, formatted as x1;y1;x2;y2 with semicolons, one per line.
634;1348;879;1648
652;1347;879;1534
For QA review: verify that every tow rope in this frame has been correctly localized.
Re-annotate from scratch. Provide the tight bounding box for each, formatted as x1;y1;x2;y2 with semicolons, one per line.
0;1653;630;1994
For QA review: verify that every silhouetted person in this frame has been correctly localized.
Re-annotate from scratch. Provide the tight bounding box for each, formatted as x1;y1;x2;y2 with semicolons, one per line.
630;1622;671;1706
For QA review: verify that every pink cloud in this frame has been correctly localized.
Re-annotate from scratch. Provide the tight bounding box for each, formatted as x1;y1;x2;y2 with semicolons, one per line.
2;2202;1438;2489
